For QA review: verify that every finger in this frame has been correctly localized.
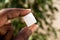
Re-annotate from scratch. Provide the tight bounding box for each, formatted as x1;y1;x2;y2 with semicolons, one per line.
0;8;31;19
0;23;14;35
7;8;31;19
4;23;14;40
0;8;31;27
21;24;38;33
14;27;32;40
0;16;11;27
28;24;38;33
0;15;7;27
14;24;38;40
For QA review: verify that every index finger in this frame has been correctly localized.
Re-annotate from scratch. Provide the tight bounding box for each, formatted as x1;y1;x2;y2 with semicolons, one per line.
0;8;31;27
0;8;31;18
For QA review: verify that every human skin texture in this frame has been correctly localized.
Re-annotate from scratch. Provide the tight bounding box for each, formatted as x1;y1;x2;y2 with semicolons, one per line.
0;8;38;40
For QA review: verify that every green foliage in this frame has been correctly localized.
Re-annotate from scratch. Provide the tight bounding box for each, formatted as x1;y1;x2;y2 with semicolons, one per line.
0;0;58;40
11;18;26;36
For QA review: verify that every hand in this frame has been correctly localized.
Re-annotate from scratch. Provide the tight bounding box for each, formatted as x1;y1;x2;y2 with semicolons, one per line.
0;8;38;40
0;8;31;27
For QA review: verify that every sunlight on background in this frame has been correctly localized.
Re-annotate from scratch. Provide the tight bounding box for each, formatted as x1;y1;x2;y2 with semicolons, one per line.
5;0;9;3
52;0;60;40
52;0;60;30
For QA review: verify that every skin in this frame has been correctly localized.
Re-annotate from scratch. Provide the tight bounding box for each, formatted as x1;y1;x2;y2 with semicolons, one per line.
0;8;38;40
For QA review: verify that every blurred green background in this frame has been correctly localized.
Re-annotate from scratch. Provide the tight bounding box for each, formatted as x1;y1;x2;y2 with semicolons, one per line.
0;0;58;40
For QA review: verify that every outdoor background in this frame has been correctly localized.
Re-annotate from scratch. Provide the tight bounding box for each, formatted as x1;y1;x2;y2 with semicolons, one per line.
0;0;60;40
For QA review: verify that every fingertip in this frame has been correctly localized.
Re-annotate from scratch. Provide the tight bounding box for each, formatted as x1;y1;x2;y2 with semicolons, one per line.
35;24;39;28
20;9;31;16
26;9;31;11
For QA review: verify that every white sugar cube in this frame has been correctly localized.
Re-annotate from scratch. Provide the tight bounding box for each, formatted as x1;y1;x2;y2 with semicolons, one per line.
22;12;37;27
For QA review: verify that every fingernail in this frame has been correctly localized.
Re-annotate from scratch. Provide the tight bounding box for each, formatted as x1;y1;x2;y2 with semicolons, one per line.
26;9;31;11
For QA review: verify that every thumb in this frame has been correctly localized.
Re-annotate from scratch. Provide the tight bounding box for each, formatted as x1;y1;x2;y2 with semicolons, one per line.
14;24;38;40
